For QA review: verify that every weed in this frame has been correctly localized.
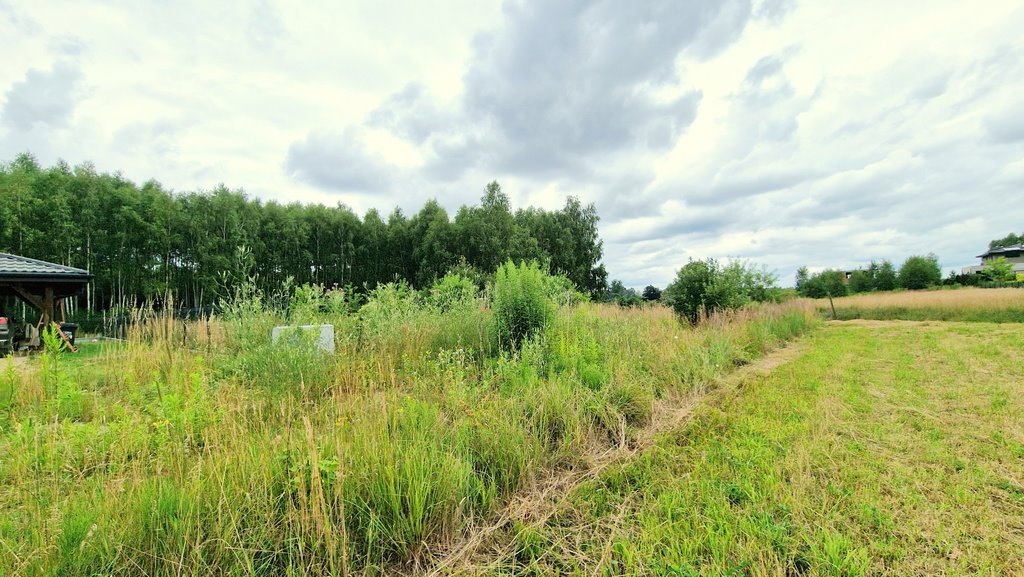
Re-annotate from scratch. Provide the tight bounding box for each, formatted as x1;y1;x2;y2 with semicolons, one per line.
0;284;818;576
493;261;554;350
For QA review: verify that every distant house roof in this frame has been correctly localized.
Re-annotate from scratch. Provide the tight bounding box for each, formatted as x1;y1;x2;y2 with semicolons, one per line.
977;244;1024;259
0;253;92;282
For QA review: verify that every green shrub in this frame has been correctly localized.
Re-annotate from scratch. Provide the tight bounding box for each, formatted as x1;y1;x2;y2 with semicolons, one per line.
663;259;778;323
544;273;588;307
795;268;847;299
286;281;356;323
981;256;1016;282
492;261;555;350
426;272;478;312
898;254;942;290
359;281;420;333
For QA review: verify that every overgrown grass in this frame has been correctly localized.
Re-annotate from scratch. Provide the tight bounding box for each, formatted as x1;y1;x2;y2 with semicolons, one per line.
0;289;817;576
492;321;1024;575
817;287;1024;322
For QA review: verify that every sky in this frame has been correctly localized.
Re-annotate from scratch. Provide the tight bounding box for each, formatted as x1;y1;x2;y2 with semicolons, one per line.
2;0;1023;288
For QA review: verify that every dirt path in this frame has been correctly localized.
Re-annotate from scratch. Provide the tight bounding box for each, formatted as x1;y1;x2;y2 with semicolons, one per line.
414;339;811;576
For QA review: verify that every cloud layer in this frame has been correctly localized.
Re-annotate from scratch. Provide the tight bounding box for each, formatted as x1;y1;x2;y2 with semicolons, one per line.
3;0;1023;287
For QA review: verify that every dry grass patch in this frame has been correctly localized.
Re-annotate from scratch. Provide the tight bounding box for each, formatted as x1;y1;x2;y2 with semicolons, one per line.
816;287;1024;322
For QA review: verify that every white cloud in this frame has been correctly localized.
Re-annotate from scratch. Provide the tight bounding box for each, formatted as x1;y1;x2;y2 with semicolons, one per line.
2;0;1023;287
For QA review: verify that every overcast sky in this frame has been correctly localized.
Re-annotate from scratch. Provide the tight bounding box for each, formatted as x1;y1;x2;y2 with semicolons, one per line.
3;1;1023;287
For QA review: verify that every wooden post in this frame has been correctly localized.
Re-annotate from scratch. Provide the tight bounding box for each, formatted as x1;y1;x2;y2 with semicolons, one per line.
43;287;54;328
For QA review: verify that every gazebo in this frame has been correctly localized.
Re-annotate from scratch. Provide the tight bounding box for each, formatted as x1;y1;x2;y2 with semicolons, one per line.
0;252;92;327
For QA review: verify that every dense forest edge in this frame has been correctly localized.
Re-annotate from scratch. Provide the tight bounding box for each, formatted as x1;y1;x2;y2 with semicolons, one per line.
0;153;607;313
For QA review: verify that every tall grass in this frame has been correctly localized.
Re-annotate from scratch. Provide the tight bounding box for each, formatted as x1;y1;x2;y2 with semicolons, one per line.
0;287;817;576
817;287;1024;322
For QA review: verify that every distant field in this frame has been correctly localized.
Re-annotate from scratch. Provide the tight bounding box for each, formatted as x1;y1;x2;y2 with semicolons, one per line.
481;321;1024;575
817;287;1024;322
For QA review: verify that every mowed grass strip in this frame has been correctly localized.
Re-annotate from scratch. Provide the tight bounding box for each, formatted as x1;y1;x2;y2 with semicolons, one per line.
495;321;1024;576
818;287;1024;323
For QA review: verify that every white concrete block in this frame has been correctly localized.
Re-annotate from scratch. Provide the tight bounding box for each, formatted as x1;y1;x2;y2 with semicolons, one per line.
271;324;335;353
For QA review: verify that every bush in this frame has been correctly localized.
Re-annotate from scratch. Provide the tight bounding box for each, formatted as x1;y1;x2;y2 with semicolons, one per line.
427;272;478;312
943;272;981;287
663;259;778;323
642;285;662;301
981;257;1016;282
543;274;588;307
493;261;555;350
874;260;897;291
847;269;873;293
797;269;847;299
898;254;941;290
663;260;717;323
359;281;420;330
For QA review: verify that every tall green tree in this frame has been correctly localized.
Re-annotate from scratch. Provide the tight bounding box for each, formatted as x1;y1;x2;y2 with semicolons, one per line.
0;156;612;311
410;200;455;287
897;254;941;290
989;232;1023;250
875;260;897;291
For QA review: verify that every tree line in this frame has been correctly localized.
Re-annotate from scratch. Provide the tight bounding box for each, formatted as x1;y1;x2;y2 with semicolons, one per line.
0;154;608;311
795;254;942;298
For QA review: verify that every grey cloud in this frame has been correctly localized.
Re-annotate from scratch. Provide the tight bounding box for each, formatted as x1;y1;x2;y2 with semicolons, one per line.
675;54;811;206
731;54;799;139
0;0;40;34
593;171;659;222
285;130;395;193
753;0;796;23
290;0;756;200
1;61;82;131
423;133;484;181
910;73;949;101
367;83;448;144
112;120;183;159
685;0;755;60
611;208;734;244
784;167;910;224
743;55;785;89
781;143;1001;240
48;35;85;57
985;106;1024;144
658;53;808;203
421;1;752;179
699;167;823;205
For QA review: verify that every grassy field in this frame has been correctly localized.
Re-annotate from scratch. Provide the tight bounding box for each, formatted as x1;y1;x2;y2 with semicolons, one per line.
817;287;1024;322
484;320;1024;575
0;288;816;577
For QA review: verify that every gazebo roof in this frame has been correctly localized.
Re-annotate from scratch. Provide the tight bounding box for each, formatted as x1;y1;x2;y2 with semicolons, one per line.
0;253;92;303
0;253;92;282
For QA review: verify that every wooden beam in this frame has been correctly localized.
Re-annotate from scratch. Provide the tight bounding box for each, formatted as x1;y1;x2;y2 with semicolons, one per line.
9;285;45;312
50;322;78;353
